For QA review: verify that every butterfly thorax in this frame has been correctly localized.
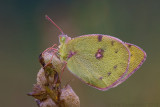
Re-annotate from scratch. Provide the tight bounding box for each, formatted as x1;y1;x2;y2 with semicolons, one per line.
59;34;71;61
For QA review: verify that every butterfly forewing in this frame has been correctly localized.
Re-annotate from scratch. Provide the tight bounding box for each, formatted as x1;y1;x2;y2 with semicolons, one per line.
61;34;130;91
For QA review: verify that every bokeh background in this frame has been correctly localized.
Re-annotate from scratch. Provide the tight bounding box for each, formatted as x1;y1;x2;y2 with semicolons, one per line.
1;0;160;107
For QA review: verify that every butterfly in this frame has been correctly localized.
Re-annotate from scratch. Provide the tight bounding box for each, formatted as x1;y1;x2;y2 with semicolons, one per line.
45;15;147;91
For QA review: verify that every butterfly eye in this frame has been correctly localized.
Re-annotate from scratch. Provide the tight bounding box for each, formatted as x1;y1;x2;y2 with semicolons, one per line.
62;37;66;42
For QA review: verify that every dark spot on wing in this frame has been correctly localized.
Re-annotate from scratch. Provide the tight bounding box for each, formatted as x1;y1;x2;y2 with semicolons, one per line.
114;65;117;69
39;53;45;67
128;44;132;48
107;72;111;76
68;51;76;59
111;41;115;46
98;35;103;42
131;54;133;56
115;50;118;53
95;49;104;59
99;77;103;80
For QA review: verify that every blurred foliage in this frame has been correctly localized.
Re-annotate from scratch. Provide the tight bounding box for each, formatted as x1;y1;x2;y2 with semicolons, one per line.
0;0;160;107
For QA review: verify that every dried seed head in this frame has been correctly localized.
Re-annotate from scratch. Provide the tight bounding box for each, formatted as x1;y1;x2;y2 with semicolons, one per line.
27;84;47;101
29;46;80;107
60;85;80;107
37;97;58;107
37;68;47;86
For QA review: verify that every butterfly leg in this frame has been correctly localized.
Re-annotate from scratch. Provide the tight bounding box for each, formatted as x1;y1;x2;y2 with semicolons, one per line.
42;44;58;56
60;62;67;81
41;44;58;68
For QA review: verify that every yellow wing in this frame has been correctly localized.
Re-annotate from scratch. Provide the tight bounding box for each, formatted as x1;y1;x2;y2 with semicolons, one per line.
60;34;130;91
113;43;147;87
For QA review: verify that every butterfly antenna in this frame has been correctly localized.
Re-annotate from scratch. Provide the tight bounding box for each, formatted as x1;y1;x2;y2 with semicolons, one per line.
45;15;64;35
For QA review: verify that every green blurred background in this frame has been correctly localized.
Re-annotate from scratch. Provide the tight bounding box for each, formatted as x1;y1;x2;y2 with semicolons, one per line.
1;0;160;107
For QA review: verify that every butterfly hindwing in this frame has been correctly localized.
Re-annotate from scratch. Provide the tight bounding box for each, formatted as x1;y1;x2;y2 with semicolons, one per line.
113;43;147;87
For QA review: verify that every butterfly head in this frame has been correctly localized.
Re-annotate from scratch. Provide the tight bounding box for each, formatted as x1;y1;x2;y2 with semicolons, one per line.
45;15;71;44
59;34;71;44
